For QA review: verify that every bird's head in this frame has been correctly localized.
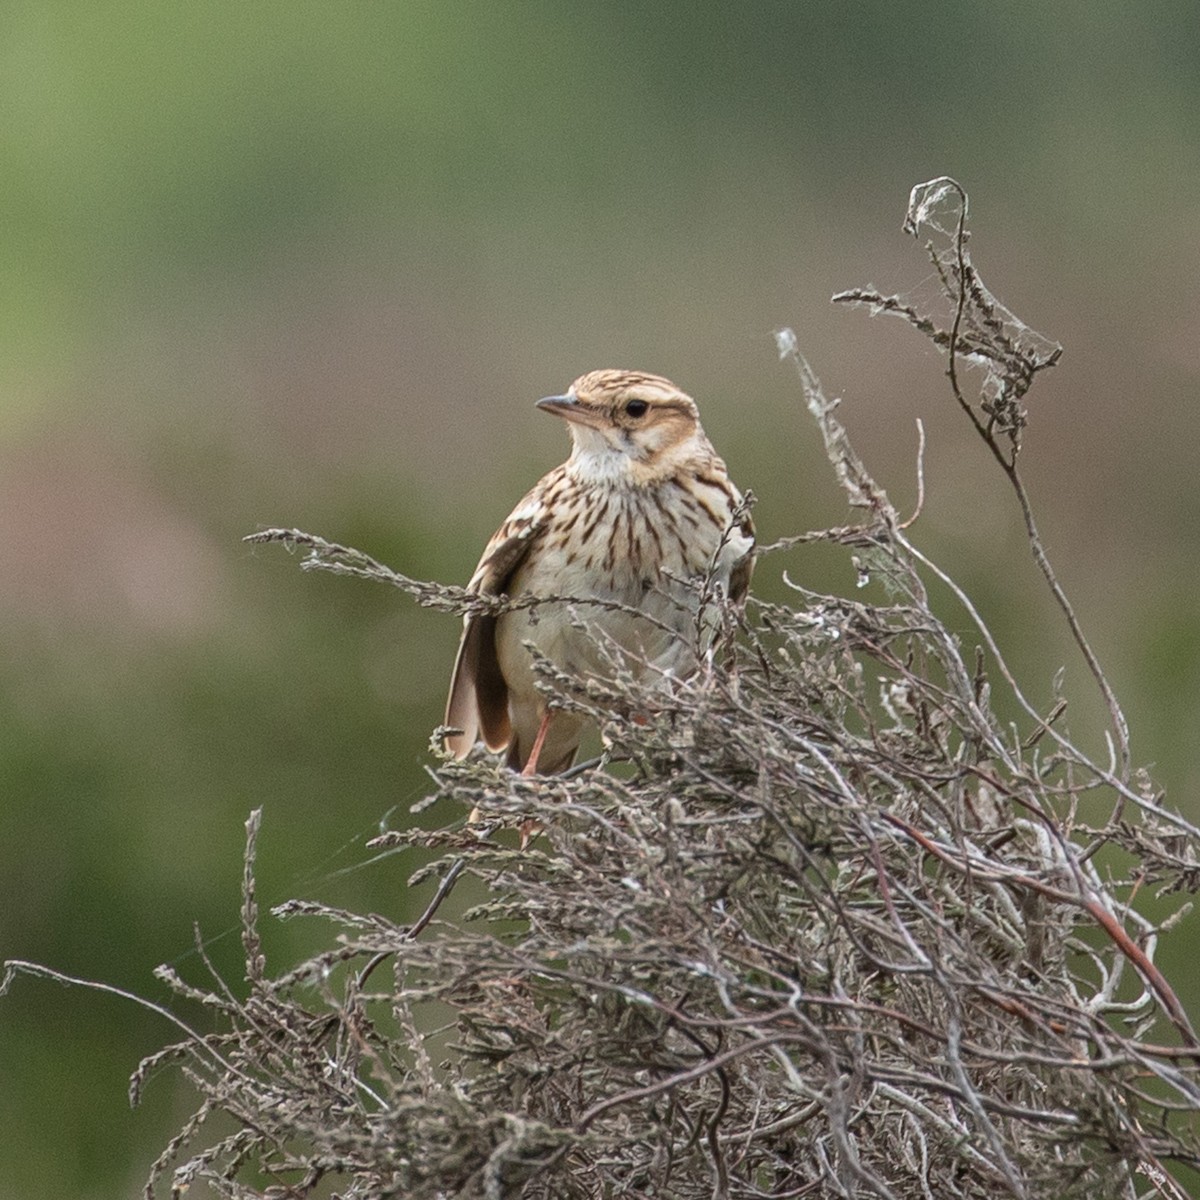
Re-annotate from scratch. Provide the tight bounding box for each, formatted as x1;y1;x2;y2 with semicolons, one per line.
536;369;708;484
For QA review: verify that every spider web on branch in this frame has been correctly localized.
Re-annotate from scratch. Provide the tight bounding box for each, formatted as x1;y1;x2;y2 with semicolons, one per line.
834;177;1063;453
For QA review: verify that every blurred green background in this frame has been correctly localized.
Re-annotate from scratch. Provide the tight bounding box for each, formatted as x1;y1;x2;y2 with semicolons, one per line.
2;2;1199;1194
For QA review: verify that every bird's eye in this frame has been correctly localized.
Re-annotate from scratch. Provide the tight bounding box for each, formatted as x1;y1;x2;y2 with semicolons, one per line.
625;399;649;418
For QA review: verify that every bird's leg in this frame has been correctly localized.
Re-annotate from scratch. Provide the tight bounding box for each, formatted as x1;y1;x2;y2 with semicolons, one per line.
518;710;554;848
521;710;554;777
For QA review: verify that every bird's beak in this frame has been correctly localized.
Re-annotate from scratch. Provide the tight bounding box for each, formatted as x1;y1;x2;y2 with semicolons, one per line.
535;393;605;429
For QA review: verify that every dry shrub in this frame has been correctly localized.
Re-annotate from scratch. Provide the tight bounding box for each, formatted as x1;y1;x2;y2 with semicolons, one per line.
8;180;1199;1199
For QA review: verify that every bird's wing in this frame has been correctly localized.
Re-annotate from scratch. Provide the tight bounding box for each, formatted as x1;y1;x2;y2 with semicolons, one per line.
444;482;549;757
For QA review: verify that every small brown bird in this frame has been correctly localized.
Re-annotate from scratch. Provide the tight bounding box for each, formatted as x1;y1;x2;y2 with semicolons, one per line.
445;369;754;776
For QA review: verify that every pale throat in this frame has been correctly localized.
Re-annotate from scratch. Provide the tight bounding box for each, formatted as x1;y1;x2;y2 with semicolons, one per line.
565;423;706;488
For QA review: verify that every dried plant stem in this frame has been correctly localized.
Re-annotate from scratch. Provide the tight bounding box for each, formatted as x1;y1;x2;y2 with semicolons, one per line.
6;180;1197;1200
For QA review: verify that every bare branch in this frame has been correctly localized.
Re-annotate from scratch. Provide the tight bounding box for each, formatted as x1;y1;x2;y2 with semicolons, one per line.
5;181;1193;1200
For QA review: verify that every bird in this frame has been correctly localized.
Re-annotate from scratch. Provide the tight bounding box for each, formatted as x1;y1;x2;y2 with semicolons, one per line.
444;369;754;777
